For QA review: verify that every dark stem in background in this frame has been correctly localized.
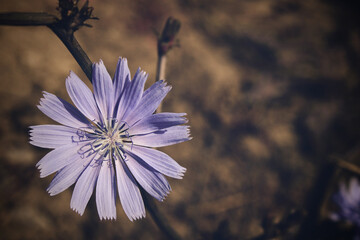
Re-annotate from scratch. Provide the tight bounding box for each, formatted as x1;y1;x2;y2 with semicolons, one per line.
49;24;93;81
0;12;93;81
0;9;183;240
141;188;182;240
0;12;56;25
156;17;181;113
295;162;336;239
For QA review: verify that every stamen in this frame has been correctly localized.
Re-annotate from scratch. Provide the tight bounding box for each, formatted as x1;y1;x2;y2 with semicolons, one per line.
78;143;96;158
89;158;103;167
76;119;133;163
114;147;128;162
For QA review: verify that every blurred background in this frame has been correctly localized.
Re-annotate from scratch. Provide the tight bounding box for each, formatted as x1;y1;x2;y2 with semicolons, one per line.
0;0;360;239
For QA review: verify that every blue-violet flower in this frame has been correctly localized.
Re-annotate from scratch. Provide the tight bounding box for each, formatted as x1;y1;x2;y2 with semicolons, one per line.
29;58;190;220
330;178;360;227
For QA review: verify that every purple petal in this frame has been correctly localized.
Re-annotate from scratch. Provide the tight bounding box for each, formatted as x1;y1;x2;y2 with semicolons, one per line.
47;152;93;196
114;153;145;221
113;57;131;103
66;71;101;122
38;91;90;128
125;145;186;179
132;126;191;148
116;68;147;121
70;159;101;216
117;68;148;119
92;60;114;120
116;68;148;119
129;112;187;135
348;178;360;206
125;152;171;201
36;143;84;178
29;124;83;149
339;182;347;197
124;80;171;126
96;159;117;220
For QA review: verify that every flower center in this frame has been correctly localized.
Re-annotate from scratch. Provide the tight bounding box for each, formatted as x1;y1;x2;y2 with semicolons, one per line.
74;120;132;162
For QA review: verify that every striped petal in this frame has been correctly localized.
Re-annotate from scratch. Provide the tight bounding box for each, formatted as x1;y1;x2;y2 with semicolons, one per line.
66;71;101;122
114;153;145;221
29;124;83;149
124;80;171;126
96;159;117;220
36;143;83;178
125;152;171;201
70;158;101;215
47;152;93;196
38;92;90;129
92;60;114;120
125;145;185;179
113;57;131;103
132;126;191;148
116;68;147;120
129;112;187;135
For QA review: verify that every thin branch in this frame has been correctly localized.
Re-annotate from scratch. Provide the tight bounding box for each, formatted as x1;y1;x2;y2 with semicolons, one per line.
142;189;182;240
334;158;360;175
150;17;184;240
0;12;57;26
295;161;337;239
155;17;181;113
0;11;93;81
48;24;92;81
155;54;167;83
155;55;167;112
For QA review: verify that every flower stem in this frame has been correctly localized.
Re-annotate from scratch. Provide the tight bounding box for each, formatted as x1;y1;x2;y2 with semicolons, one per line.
295;162;336;239
152;18;183;239
335;158;360;175
0;12;93;81
155;17;181;113
155;54;167;112
142;188;182;240
48;24;93;81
